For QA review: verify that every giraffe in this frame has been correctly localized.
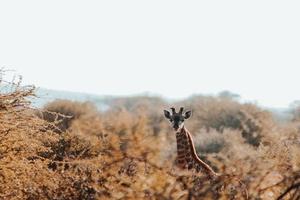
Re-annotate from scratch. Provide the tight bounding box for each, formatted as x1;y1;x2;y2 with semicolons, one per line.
164;107;218;179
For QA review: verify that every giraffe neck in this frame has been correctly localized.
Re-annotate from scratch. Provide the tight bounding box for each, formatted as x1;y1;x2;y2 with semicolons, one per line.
175;126;217;177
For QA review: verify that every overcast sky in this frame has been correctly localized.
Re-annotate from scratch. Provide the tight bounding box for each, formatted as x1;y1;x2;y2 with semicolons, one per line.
0;1;300;108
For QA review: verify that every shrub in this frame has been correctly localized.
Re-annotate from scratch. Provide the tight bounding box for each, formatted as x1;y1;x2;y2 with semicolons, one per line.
1;70;299;199
179;96;274;146
39;99;98;132
194;129;226;154
109;96;168;136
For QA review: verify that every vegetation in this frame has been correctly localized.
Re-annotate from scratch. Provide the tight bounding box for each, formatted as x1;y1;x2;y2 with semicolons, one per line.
0;72;300;199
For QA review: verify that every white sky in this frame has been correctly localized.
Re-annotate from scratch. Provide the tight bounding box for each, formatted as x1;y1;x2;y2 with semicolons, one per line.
0;1;300;108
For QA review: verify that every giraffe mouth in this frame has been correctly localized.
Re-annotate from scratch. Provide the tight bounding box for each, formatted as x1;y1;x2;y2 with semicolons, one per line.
173;127;180;131
173;124;183;131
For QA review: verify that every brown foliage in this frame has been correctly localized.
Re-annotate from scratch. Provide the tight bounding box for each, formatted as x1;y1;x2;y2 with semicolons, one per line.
38;100;98;132
0;71;300;199
178;96;275;146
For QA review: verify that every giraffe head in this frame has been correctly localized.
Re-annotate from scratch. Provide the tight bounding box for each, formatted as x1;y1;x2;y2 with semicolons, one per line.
163;107;192;131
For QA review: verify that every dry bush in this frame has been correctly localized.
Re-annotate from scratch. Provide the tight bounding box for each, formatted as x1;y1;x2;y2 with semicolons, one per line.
290;101;300;122
0;74;61;199
194;129;226;154
179;96;274;146
38;99;98;132
276;171;300;200
1;70;300;199
109;96;168;136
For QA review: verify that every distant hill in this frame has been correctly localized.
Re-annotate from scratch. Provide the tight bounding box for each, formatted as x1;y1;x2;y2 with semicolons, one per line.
266;107;293;122
32;88;112;110
31;88;292;121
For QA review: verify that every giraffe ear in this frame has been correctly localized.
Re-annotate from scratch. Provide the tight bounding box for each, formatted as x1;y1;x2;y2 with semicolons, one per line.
164;110;171;119
184;110;192;119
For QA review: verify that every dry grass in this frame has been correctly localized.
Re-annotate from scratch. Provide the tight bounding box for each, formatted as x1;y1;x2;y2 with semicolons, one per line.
0;71;300;199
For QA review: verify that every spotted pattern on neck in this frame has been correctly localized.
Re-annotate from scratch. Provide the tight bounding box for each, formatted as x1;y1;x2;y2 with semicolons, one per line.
175;126;217;178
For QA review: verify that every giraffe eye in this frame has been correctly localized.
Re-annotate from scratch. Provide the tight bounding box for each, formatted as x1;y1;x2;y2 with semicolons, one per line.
170;119;173;122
